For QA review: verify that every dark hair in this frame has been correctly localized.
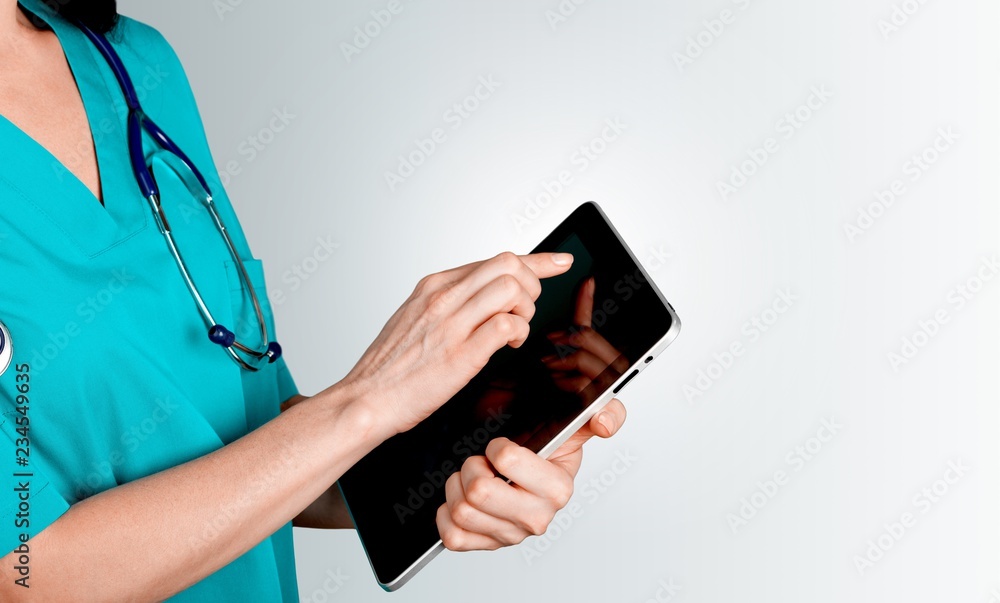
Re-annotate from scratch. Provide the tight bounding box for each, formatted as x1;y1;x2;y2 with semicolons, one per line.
50;0;119;33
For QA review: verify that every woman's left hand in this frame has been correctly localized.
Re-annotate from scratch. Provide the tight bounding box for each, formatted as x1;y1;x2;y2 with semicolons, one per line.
436;398;627;550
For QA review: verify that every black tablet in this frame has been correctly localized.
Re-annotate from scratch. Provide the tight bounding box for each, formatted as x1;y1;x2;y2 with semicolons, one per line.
337;202;681;590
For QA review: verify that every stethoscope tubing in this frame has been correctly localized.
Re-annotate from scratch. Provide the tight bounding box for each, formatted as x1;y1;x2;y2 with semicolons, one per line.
76;20;280;371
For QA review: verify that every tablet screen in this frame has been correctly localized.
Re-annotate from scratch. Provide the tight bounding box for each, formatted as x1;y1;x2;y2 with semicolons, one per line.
338;202;676;585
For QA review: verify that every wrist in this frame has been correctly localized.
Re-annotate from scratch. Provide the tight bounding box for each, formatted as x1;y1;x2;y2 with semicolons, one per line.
315;378;397;448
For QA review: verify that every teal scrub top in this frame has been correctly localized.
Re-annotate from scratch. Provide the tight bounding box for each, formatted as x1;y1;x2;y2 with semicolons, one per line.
0;2;301;600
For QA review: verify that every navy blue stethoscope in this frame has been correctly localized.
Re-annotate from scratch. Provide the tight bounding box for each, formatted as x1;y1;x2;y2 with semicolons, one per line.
76;23;281;371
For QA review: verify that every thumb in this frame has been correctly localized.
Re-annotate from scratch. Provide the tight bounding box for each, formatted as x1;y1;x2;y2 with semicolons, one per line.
549;398;627;461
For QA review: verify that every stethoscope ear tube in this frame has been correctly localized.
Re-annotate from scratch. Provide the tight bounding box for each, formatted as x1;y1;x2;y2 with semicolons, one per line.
77;20;281;372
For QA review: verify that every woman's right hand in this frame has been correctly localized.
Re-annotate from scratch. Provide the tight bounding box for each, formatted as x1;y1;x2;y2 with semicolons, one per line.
339;251;574;437
0;251;572;602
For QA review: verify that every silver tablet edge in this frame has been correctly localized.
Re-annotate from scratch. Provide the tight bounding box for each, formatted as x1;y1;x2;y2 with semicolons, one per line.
333;480;444;593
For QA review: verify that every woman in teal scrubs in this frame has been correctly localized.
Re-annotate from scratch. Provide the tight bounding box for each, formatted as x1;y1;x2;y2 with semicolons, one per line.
0;1;629;600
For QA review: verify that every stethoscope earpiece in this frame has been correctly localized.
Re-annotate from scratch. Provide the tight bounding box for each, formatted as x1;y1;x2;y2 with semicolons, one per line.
266;342;282;363
208;325;236;348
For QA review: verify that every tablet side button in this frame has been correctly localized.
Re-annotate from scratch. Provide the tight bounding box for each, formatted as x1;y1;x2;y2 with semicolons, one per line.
613;369;640;394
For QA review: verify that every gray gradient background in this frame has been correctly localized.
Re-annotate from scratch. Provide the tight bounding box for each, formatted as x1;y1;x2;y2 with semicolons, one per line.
119;1;999;601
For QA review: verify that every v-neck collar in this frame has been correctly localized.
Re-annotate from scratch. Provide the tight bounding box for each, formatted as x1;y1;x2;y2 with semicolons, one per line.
2;0;148;257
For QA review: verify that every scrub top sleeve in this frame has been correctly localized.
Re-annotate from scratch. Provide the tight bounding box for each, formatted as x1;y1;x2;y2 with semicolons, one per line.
274;357;300;404
0;411;70;557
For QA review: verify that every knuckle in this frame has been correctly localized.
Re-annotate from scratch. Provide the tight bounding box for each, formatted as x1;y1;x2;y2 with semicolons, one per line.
441;286;459;306
498;273;520;297
415;273;438;295
526;514;551;537
492;444;522;474
492;314;515;336
425;288;444;306
517;317;531;337
529;276;543;299
441;529;465;551
504;317;529;347
500;529;527;547
465;477;494;507
550;480;574;508
460;455;479;473
522;299;537;322
426;289;452;315
480;539;501;552
452;501;477;527
494;251;519;267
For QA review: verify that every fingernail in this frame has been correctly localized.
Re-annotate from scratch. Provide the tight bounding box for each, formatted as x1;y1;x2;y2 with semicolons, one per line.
552;253;574;266
598;413;614;433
